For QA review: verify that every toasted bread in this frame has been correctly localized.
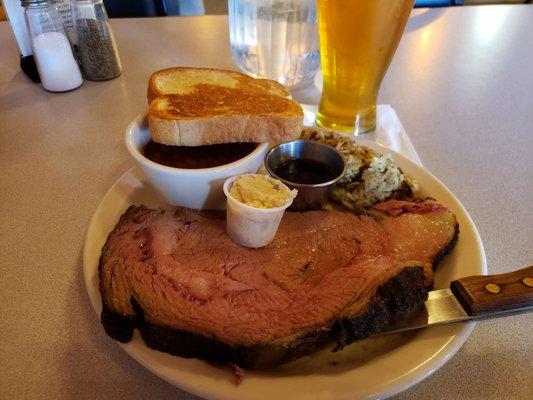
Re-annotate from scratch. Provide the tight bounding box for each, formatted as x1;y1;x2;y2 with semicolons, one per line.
147;67;290;103
149;92;303;146
147;67;303;146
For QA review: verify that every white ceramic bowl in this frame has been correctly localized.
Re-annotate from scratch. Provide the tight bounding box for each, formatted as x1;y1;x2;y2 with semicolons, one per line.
125;113;269;210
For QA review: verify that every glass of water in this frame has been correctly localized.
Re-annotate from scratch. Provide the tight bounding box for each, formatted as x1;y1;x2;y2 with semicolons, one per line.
228;0;319;89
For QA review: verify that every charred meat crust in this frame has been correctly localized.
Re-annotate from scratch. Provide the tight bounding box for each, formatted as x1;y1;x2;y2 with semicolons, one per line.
333;266;428;351
100;266;428;369
100;305;136;343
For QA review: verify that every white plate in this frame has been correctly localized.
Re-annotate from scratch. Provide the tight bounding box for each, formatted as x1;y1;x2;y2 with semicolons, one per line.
83;139;486;400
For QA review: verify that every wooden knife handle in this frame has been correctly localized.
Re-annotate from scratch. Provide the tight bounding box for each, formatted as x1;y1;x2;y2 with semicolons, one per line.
450;265;533;316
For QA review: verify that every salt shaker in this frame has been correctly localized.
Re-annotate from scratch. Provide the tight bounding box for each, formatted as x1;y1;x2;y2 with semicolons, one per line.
72;0;122;81
22;0;83;92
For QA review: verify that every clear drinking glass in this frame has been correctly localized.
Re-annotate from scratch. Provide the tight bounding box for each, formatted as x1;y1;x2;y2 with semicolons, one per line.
316;0;415;134
228;0;319;89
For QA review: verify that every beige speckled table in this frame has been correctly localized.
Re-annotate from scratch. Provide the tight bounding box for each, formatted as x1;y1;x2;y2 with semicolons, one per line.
1;5;532;400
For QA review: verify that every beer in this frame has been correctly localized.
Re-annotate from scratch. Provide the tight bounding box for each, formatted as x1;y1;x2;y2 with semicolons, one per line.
316;0;414;134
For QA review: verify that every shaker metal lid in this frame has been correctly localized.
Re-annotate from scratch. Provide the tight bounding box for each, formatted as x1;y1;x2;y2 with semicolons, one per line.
21;0;56;7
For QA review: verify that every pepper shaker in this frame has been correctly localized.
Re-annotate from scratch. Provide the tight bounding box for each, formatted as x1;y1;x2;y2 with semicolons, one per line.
72;0;122;81
22;0;83;92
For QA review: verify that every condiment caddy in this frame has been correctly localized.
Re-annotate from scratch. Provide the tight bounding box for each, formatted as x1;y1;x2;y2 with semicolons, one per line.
10;0;122;92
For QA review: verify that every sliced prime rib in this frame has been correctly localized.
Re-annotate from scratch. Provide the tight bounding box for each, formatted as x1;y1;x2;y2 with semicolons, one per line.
99;201;458;368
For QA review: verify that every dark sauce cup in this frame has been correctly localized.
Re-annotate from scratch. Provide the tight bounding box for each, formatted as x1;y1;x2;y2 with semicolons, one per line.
265;139;345;211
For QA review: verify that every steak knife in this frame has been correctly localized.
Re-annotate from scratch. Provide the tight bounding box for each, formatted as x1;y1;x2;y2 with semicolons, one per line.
381;265;533;334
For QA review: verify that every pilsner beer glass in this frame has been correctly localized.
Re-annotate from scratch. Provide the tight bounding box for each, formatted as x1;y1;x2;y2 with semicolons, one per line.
316;0;415;134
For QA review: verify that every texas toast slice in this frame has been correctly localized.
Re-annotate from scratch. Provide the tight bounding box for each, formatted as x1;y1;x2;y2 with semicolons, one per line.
147;67;303;146
147;67;290;103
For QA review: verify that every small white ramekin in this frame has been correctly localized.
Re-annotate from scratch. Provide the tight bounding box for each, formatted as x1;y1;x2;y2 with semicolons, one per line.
223;175;295;248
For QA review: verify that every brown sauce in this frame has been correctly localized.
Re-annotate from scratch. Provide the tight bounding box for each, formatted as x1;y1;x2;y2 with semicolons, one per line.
274;158;337;184
142;140;258;169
